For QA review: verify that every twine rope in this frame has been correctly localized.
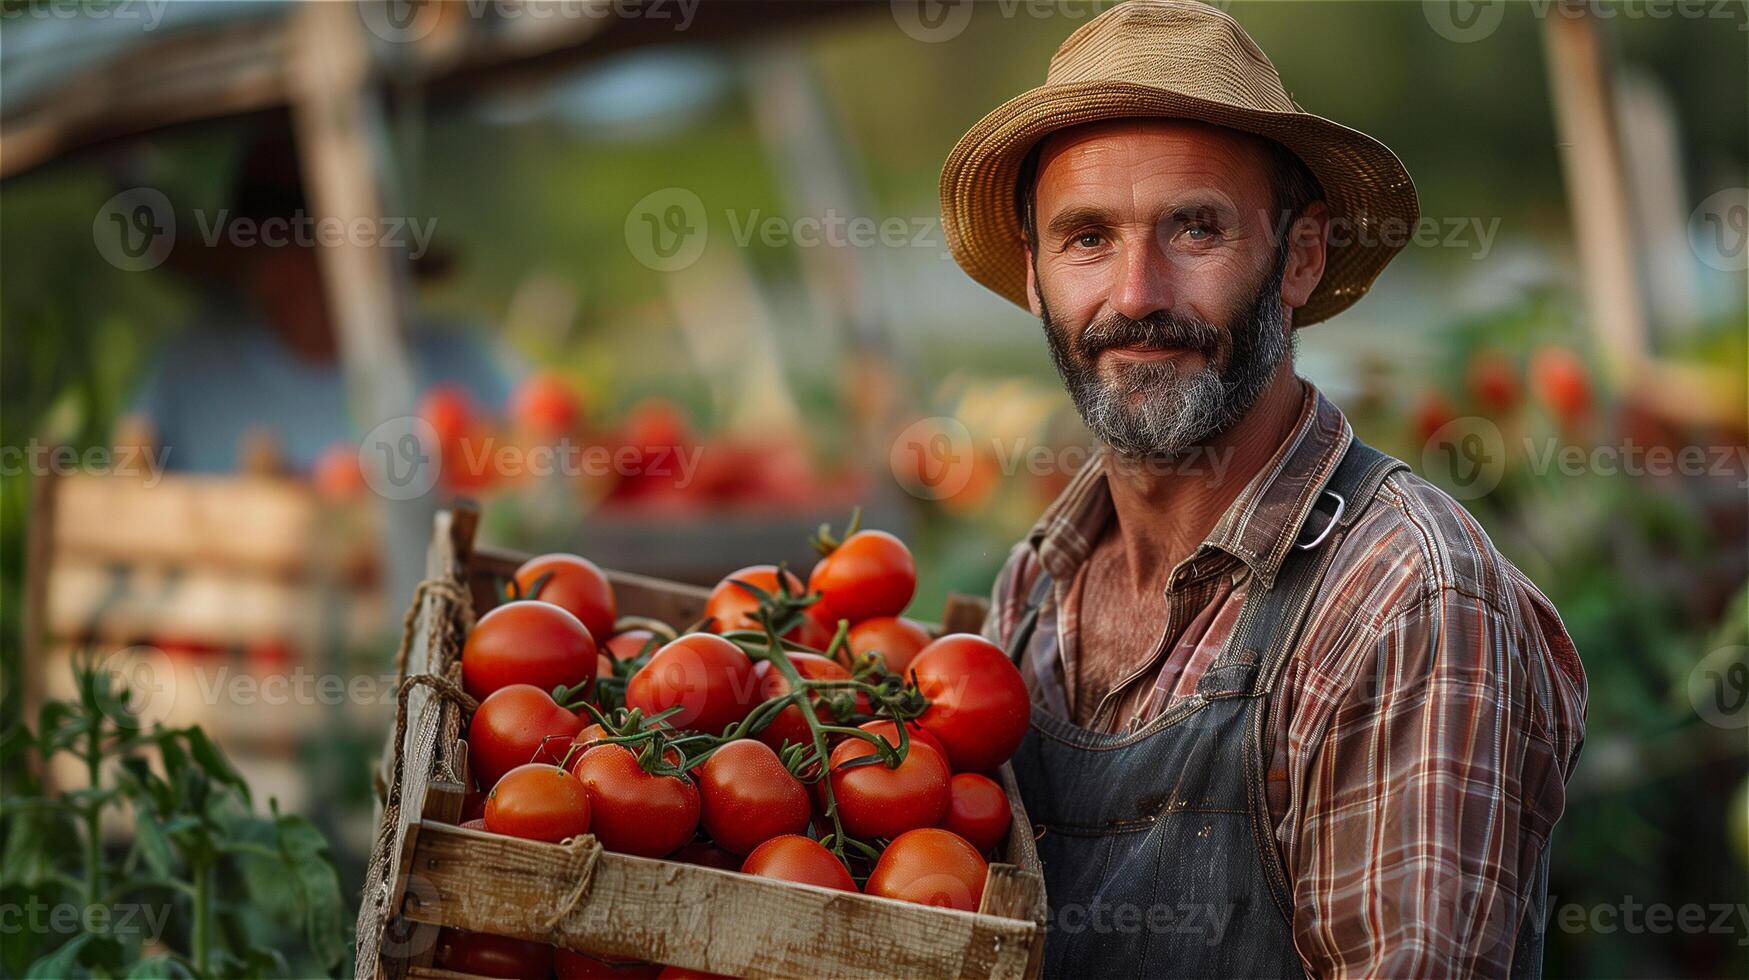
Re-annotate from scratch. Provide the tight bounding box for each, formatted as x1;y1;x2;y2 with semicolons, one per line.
543;835;603;933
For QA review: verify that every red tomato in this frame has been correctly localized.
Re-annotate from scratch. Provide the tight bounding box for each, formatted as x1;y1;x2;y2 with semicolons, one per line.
625;634;757;735
911;634;1030;772
462;601;598;702
515;553;617;644
435;929;552;979
1465;348;1519;413
740;835;856;892
1530;346;1593;427
939;772;1012;853
605;628;662;662
468;684;584;789
554;949;659;980
484;764;591;843
419;385;477;446
513;372;583;438
704;565;806;634
1411;391;1458;447
654;967;736;980
846;616;932;674
571;743;700;857
827;734;949;840
864;828;988;911
809;530;916;624
697;740;810;855
852;719;947;762
752;652;859;751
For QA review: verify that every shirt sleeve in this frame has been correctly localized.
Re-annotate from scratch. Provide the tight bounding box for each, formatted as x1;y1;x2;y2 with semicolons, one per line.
1289;586;1566;978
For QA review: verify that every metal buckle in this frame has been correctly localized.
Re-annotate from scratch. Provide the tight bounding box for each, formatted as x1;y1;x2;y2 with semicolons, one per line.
1294;489;1346;550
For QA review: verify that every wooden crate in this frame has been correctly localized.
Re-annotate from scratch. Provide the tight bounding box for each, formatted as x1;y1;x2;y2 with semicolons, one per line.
356;509;1046;980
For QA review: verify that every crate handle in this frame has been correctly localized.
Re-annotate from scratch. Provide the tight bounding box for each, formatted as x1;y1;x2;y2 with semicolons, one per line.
544;835;604;934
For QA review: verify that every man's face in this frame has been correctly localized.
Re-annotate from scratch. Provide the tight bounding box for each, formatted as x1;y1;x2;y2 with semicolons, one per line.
1025;119;1323;458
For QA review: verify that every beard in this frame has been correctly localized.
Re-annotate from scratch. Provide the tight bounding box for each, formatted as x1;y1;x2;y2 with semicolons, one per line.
1040;250;1292;458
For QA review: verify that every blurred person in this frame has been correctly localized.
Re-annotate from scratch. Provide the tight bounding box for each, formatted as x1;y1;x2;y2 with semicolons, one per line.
123;126;516;475
944;2;1587;977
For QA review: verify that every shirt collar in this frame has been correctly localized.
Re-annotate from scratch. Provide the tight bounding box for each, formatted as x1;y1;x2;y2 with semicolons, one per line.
1025;382;1353;592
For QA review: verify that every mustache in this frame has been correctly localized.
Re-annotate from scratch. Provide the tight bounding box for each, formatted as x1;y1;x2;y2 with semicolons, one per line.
1076;311;1222;360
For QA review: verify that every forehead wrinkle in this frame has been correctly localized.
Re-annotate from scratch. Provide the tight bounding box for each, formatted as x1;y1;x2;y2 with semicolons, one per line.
1034;120;1274;231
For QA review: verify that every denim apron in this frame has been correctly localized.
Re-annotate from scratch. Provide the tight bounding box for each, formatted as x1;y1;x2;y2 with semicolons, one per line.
1007;440;1547;978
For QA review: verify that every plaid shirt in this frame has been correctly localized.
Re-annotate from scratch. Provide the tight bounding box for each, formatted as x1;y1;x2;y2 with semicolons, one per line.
984;383;1587;978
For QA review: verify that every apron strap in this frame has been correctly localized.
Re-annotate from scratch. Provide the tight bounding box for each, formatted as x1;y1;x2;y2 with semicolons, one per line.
1196;436;1407;698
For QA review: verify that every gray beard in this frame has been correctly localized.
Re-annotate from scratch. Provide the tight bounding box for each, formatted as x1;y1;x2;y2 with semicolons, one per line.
1041;253;1291;458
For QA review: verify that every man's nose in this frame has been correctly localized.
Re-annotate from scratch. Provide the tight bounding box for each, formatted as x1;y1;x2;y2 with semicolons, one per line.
1107;235;1175;323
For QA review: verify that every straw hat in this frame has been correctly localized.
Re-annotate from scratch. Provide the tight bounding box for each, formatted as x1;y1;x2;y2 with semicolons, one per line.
939;0;1418;326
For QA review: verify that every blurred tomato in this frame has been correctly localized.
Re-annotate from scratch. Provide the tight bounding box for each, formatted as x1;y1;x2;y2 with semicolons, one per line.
513;372;583;438
1530;346;1594;428
1411;391;1458;447
1465;348;1519;414
420;384;477;446
311;442;363;501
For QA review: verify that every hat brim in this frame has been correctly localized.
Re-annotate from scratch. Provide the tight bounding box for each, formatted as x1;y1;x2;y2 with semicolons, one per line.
939;80;1419;326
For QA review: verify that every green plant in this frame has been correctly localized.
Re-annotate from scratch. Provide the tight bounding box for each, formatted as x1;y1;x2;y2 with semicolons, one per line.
0;653;348;978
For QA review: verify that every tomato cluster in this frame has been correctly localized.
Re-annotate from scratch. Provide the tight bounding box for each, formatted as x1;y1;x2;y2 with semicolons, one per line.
449;517;1030;977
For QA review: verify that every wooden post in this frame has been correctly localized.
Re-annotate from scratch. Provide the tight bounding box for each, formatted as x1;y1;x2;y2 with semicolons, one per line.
1541;0;1649;389
288;1;433;614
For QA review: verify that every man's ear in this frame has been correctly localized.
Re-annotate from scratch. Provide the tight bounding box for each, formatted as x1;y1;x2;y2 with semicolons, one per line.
1279;201;1330;311
1024;243;1043;317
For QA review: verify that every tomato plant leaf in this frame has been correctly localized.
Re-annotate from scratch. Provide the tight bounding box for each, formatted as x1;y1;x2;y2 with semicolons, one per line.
132;806;174;879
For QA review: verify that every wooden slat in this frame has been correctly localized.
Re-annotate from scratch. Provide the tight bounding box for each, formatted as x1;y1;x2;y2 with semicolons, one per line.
45;560;383;651
403;822;1037;980
940;593;991;636
50;473;374;577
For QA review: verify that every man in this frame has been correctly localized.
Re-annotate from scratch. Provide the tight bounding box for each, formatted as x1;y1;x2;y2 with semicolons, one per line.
940;2;1587;976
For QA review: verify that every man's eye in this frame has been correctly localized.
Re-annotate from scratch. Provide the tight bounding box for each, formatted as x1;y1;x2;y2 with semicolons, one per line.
1073;232;1104;249
1184;224;1217;242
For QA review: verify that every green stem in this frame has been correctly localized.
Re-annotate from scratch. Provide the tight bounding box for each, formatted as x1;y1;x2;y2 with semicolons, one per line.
754;627;865;865
83;721;103;912
191;857;212;976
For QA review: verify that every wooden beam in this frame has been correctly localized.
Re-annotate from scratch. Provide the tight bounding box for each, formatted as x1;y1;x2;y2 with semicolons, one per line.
402;821;1039;980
